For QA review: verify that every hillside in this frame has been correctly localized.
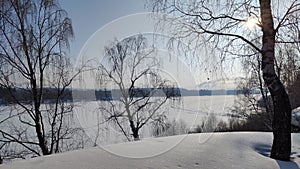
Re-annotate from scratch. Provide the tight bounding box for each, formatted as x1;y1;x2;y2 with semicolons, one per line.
2;132;300;169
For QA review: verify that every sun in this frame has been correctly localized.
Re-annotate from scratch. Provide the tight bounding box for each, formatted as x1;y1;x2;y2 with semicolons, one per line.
245;17;258;30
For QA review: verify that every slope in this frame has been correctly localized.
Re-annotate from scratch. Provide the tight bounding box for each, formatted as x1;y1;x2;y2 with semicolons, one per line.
2;132;300;169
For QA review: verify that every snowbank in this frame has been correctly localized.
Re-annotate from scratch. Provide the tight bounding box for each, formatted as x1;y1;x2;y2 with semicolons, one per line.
2;132;300;169
292;107;300;127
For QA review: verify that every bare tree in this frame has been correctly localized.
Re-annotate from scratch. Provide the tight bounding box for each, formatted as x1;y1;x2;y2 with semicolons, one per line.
230;54;273;130
148;0;300;160
98;35;177;141
233;42;300;130
0;0;84;158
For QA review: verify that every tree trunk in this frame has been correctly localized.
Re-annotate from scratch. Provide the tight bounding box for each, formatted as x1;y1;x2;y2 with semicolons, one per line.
260;0;291;161
130;121;140;141
32;82;49;155
0;155;3;164
35;109;50;155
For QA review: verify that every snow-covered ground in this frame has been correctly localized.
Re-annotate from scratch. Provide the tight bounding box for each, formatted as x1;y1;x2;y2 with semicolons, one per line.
2;132;300;169
292;107;300;127
74;95;236;145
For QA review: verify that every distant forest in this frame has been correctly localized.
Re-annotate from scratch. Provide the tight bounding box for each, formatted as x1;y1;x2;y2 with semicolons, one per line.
0;87;253;105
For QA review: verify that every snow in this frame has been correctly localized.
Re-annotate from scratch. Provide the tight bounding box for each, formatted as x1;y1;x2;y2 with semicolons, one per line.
2;132;300;169
292;107;300;127
74;96;235;145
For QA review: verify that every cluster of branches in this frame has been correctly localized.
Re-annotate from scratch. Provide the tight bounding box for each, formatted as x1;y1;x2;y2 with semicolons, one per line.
150;0;300;49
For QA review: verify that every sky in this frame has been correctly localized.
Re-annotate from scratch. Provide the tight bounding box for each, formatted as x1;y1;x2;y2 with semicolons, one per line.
59;0;205;90
60;0;147;58
59;0;242;90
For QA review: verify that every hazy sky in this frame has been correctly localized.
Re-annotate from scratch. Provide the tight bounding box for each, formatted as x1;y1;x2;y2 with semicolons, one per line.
60;0;147;58
59;1;204;89
59;1;241;90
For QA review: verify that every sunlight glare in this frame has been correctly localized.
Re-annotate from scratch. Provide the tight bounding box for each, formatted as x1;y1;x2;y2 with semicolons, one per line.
245;17;258;30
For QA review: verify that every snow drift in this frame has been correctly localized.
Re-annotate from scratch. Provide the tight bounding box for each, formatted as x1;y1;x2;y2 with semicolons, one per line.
2;132;300;169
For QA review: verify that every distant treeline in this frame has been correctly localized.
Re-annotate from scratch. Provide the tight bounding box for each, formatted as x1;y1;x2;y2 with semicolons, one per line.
0;87;181;104
0;87;252;105
0;87;73;105
50;88;182;102
181;88;260;96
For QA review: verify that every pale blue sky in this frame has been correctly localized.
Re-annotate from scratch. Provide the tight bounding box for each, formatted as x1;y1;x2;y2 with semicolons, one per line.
60;0;147;58
59;1;200;90
59;1;242;90
59;1;198;89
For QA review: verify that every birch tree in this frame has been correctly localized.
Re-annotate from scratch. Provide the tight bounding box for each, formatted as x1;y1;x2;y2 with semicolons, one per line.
149;0;300;161
0;0;83;158
98;35;177;141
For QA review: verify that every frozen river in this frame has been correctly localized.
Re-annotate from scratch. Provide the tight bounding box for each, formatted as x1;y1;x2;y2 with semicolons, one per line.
0;95;238;146
74;95;237;144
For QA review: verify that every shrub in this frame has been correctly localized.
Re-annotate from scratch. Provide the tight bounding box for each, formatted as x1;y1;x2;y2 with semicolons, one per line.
152;119;188;137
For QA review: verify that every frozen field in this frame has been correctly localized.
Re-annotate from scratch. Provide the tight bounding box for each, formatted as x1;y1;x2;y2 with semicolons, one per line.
0;95;237;147
74;95;236;144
